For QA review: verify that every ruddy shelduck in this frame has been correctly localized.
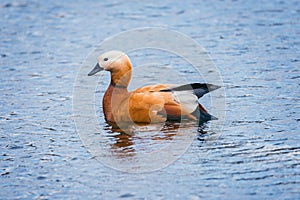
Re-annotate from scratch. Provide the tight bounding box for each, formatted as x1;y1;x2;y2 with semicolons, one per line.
88;51;220;126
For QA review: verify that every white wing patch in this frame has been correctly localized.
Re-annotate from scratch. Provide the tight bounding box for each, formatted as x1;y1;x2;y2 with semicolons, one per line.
173;91;198;114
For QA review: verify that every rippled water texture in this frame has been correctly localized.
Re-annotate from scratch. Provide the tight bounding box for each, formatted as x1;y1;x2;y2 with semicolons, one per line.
1;0;299;199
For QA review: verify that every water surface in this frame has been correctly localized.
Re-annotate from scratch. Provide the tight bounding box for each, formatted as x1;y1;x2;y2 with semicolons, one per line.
0;0;299;199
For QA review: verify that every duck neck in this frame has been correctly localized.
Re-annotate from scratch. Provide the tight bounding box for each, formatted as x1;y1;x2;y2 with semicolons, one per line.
103;82;129;122
110;67;132;88
103;61;132;122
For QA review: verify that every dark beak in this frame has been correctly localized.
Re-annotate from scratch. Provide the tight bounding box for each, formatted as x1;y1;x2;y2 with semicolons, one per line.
88;63;103;76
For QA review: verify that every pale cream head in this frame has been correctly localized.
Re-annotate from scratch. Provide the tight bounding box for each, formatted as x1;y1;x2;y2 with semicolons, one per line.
97;50;131;72
88;50;133;87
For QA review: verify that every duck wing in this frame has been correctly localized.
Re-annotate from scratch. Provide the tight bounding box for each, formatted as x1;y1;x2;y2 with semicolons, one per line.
159;83;221;98
128;84;179;123
128;83;214;123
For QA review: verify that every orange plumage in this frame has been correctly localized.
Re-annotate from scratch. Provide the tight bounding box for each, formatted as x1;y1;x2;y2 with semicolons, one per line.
88;51;219;125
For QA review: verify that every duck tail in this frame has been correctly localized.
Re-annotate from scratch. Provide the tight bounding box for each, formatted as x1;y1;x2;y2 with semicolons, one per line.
170;83;220;124
197;104;218;125
160;83;220;125
190;103;217;126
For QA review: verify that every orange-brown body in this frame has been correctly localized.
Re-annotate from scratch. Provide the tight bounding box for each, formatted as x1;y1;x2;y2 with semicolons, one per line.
88;51;218;125
103;83;197;123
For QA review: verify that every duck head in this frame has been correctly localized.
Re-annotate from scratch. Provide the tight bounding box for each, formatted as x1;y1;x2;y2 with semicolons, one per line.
88;50;132;87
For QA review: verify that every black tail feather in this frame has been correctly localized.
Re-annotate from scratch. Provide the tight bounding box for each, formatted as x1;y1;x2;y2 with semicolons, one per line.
198;109;218;126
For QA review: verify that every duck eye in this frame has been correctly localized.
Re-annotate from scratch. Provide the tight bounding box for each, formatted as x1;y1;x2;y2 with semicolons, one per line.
103;58;108;61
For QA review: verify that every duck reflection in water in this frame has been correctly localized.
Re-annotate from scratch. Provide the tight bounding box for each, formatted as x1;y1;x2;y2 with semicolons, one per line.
104;121;183;157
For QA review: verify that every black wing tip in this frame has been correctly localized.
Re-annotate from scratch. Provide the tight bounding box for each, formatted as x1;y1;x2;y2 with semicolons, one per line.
158;83;221;95
165;83;221;90
190;83;221;90
205;83;222;92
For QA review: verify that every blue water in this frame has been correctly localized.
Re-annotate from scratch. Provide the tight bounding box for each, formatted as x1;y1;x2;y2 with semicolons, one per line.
1;0;299;199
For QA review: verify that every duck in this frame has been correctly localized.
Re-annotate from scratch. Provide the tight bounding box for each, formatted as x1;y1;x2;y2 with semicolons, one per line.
88;50;220;126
